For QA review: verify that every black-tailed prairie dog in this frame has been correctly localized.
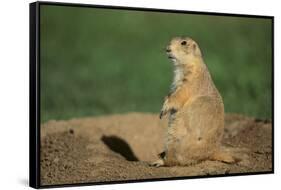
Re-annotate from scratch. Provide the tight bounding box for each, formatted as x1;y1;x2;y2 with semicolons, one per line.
151;36;237;167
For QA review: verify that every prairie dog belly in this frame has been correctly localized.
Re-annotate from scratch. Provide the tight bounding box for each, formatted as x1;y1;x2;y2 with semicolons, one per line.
165;96;224;164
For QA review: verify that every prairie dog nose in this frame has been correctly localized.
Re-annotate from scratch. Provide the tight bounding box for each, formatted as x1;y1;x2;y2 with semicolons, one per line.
166;46;171;52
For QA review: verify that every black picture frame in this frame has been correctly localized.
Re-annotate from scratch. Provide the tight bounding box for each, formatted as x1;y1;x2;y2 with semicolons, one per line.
29;1;274;189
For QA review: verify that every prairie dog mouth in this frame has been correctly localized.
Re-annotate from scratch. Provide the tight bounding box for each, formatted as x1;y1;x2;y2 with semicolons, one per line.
167;52;176;60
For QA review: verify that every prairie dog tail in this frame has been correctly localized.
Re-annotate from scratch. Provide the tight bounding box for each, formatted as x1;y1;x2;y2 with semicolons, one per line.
210;147;249;164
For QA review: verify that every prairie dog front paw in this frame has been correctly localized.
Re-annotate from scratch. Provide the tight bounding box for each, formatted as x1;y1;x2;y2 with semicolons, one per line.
160;98;178;119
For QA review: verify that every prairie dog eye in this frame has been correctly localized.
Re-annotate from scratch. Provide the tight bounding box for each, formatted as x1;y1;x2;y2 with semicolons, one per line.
181;41;187;45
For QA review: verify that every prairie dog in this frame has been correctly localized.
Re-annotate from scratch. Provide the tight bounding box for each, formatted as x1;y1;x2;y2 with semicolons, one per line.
151;37;236;167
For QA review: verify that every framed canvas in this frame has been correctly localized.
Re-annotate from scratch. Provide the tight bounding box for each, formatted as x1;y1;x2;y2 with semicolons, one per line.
29;1;274;188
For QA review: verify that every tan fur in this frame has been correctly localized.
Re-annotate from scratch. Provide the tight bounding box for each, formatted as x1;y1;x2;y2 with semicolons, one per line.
151;37;237;167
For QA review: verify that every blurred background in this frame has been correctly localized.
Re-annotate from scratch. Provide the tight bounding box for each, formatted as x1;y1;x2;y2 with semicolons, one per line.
40;5;272;123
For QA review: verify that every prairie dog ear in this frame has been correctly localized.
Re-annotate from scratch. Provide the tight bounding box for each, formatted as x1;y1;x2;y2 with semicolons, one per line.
192;42;202;57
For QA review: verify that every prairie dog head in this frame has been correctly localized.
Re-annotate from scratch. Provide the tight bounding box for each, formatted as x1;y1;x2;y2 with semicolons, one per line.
166;37;202;65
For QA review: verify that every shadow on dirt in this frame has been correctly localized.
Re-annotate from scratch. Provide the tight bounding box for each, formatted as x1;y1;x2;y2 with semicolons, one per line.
101;135;139;161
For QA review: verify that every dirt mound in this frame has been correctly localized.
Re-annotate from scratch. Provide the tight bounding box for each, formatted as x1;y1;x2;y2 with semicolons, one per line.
40;113;272;186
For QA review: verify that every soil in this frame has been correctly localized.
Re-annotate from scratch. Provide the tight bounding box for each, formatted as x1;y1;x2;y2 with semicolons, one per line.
40;113;272;186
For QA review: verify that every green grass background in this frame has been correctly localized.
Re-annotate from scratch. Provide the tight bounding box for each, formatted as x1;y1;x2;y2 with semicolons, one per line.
40;5;272;123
